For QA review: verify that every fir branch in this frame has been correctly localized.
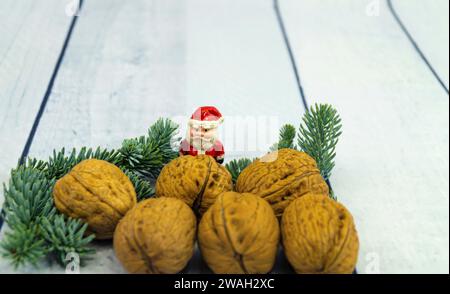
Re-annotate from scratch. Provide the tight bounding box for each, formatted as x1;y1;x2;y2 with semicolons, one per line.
0;223;47;268
45;147;121;180
1;165;95;268
1;166;53;268
225;158;253;183
119;118;180;180
19;158;47;173
123;169;155;201
40;215;95;265
270;124;297;151
298;103;342;181
147;118;180;164
2;166;55;227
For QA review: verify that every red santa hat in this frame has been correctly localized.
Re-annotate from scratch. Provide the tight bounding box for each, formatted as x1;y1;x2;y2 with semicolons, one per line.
188;106;224;129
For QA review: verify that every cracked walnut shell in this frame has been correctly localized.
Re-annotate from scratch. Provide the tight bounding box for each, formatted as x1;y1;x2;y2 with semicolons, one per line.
155;155;233;215
113;197;196;274
53;159;137;239
236;148;329;217
281;194;359;274
198;191;280;274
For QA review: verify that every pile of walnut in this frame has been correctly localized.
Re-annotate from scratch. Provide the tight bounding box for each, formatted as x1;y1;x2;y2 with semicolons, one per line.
53;149;359;274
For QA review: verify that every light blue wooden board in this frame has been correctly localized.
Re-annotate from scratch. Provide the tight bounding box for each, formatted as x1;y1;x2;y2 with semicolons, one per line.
0;0;74;207
1;0;448;274
393;0;449;89
280;0;449;273
0;0;302;273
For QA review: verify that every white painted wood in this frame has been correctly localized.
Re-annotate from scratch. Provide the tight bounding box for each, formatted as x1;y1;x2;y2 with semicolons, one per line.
184;0;303;160
280;0;449;273
26;0;303;162
0;0;302;273
392;0;449;89
0;0;74;206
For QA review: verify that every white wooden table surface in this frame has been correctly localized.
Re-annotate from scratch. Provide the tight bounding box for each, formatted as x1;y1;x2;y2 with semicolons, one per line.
0;0;448;274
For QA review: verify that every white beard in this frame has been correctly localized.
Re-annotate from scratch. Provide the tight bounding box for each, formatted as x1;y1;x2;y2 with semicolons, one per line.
186;129;217;153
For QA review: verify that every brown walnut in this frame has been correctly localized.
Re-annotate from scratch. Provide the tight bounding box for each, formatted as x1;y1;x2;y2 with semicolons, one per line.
155;155;233;215
198;191;280;274
281;194;359;274
53;159;137;239
236;148;329;217
113;197;196;274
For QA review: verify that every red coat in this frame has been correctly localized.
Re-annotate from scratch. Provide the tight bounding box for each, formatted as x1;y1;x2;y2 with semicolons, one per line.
179;139;225;163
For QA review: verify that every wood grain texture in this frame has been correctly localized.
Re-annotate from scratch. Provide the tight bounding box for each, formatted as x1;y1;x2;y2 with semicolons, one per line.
184;0;303;160
0;0;301;273
3;0;446;275
392;0;449;89
0;0;73;206
280;0;449;273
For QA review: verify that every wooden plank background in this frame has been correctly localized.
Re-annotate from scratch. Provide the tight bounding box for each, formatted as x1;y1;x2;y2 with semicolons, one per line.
280;0;449;274
0;0;448;274
0;0;74;202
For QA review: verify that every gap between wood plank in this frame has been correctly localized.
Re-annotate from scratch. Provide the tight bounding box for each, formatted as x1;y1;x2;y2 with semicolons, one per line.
0;0;84;233
273;0;308;110
274;1;357;273
273;0;338;194
387;0;449;95
19;0;85;164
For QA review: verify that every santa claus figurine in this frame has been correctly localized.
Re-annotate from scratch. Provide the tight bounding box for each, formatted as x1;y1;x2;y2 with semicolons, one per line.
179;106;225;164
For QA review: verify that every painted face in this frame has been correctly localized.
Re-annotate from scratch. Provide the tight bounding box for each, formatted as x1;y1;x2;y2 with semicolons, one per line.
191;126;216;139
188;126;217;151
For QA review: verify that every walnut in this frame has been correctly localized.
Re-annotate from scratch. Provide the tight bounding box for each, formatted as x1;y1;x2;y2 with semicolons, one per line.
53;159;136;239
155;155;233;215
198;191;279;274
281;194;359;274
236;148;329;217
113;197;196;274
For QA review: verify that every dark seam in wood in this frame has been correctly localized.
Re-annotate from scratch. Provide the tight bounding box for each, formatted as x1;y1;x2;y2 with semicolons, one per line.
387;0;449;94
0;1;85;233
273;0;309;109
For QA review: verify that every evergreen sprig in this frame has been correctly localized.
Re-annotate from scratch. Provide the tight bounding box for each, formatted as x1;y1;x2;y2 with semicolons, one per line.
298;103;342;181
118;118;180;180
266;103;342;199
225;158;253;183
2;166;55;228
123;169;155;201
270;124;297;151
45;147;121;180
0;165;94;268
40;215;95;265
0;223;47;268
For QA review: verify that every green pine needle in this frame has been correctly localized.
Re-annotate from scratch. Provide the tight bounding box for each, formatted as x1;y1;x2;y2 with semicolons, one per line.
0;223;47;268
298;103;342;181
270;124;297;151
45;147;121;180
123;169;155;201
1;165;95;268
2;166;55;227
225;158;253;183
19;158;47;173
40;215;95;265
119;118;180;180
